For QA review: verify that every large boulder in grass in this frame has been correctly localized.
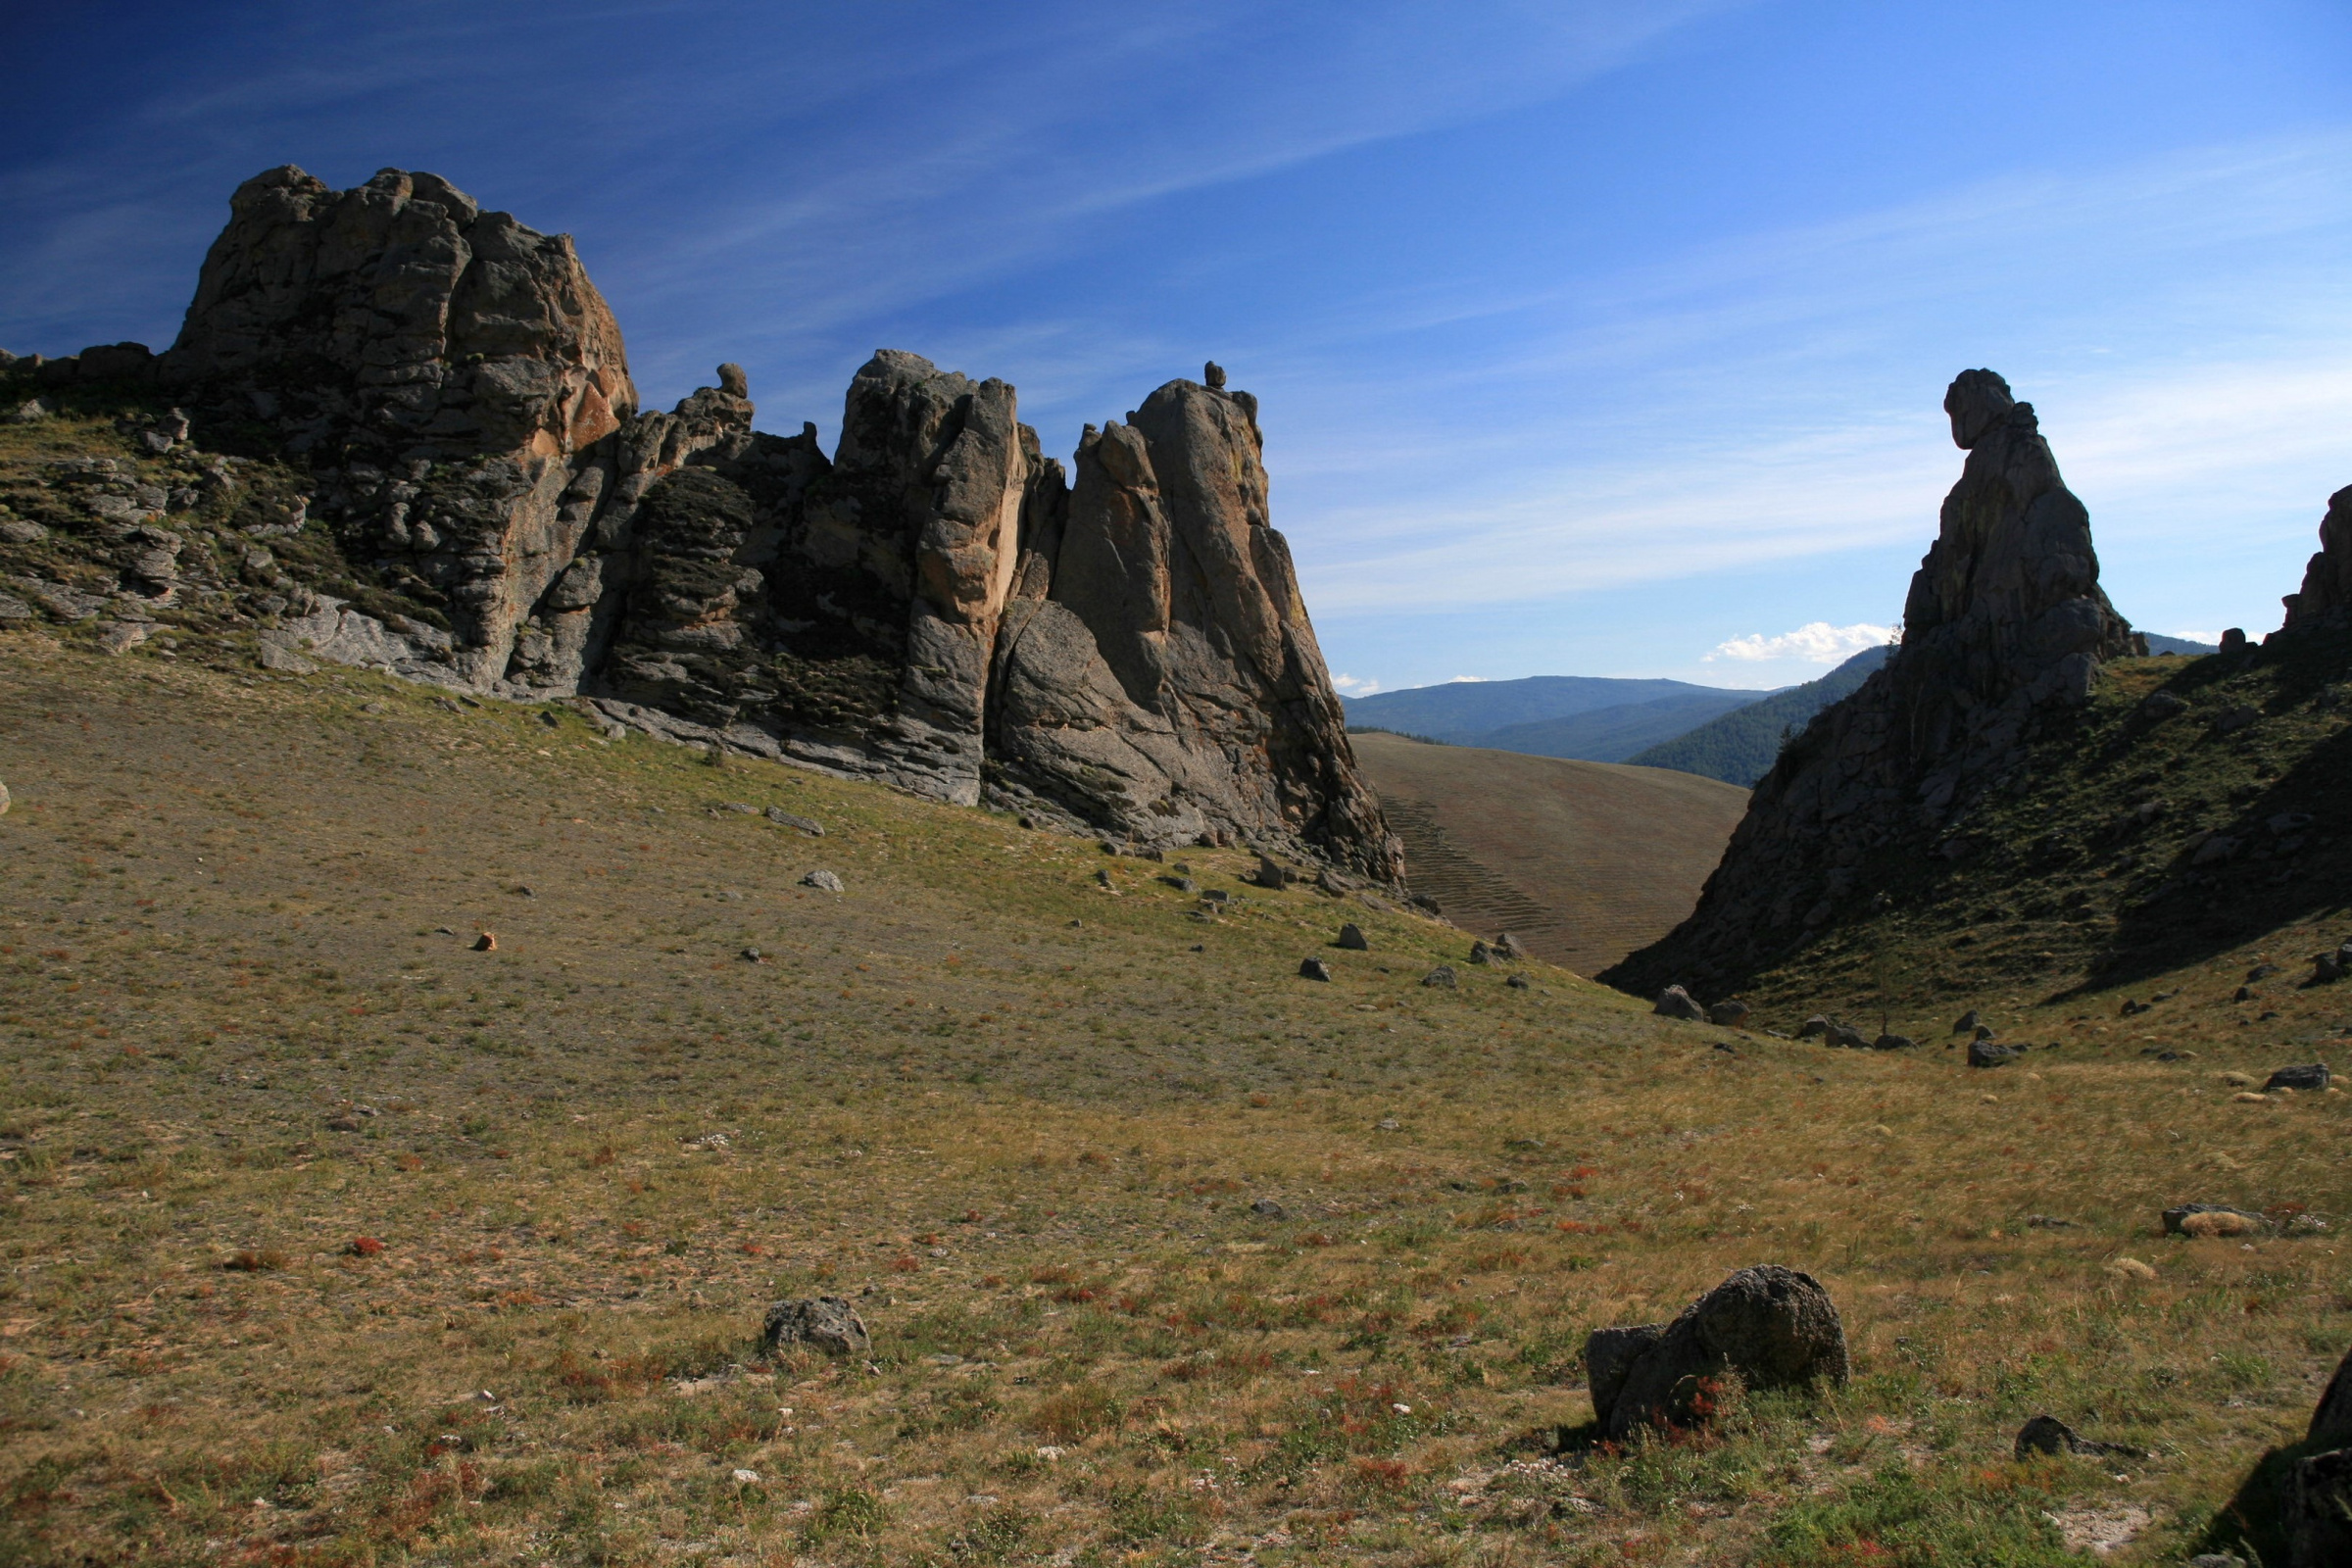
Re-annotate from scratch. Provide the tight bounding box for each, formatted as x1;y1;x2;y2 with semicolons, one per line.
1586;1265;1848;1440
762;1296;869;1357
1653;985;1708;1022
2312;1344;2352;1447
2290;1447;2352;1568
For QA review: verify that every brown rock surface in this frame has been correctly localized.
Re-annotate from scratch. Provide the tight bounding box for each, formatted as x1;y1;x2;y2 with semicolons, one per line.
144;169;1393;874
1603;370;2140;998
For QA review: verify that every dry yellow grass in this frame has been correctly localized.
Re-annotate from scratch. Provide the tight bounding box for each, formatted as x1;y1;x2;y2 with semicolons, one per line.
1349;733;1750;975
0;634;2346;1565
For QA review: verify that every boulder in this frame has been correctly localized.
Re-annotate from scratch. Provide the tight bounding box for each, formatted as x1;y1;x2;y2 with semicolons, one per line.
2288;1447;2352;1568
2313;1342;2352;1446
800;870;844;893
1653;985;1708;1022
1335;923;1369;951
1604;370;2140;1002
1469;940;1496;965
1968;1039;2018;1068
1421;965;1457;989
1298;957;1333;982
2267;1062;2331;1093
2163;1203;2269;1239
2281;485;2352;633
761;1296;869;1357
1506;973;1531;991
1494;932;1527;960
1585;1265;1848;1439
1828;1023;1871;1050
1796;1015;1833;1040
1708;1000;1751;1028
1871;1033;1917;1052
1951;1009;1981;1035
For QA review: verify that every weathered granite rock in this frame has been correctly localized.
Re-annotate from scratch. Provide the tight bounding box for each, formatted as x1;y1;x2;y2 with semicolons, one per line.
2280;485;2352;632
140;168;1397;879
1653;985;1707;1022
989;378;1400;879
2313;1342;2352;1446
761;1296;868;1356
1603;371;2142;999
1585;1264;1848;1439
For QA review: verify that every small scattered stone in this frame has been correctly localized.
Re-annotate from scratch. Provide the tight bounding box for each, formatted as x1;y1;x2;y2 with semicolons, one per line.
2247;961;2280;981
324;1115;363;1132
1468;940;1496;965
1828;1023;1871;1050
1968;1039;2018;1068
1375;1118;1400;1131
740;948;762;962
801;870;844;892
761;808;825;835
761;1297;870;1357
1872;1033;1917;1052
1494;932;1526;960
0;519;46;544
1335;923;1369;951
1250;1198;1286;1218
1652;985;1707;1022
1709;1000;1751;1028
1422;965;1457;989
2267;1062;2331;1093
1298;957;1333;982
1505;973;1531;991
470;933;497;952
1951;1009;1982;1034
2026;1215;2076;1229
1797;1015;1833;1040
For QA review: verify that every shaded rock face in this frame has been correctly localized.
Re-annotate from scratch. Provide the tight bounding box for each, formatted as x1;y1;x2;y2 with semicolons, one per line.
2280;485;2352;633
152;169;1395;874
1602;371;2141;998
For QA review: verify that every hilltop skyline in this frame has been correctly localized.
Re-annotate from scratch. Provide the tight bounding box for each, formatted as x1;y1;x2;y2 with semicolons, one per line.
3;1;2345;690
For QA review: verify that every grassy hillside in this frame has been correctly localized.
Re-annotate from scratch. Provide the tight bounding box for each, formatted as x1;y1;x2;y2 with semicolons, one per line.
0;395;2345;1566
1629;647;1892;785
1349;732;1750;973
1343;675;1771;747
1475;689;1766;764
1664;637;2352;1035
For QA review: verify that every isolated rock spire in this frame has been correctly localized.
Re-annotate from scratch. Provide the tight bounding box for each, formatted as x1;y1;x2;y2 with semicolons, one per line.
2279;484;2352;632
1602;370;2141;996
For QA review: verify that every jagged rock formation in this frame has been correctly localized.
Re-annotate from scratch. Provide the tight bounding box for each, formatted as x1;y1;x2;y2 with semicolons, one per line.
2279;485;2352;633
1603;370;2141;997
131;165;1395;875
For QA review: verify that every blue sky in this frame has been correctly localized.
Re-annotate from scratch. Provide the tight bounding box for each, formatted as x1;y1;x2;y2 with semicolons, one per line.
4;2;2347;694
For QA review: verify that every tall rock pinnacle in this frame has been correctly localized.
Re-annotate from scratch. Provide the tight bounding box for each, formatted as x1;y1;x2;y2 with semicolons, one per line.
1602;370;2141;998
147;168;1397;876
2279;485;2352;633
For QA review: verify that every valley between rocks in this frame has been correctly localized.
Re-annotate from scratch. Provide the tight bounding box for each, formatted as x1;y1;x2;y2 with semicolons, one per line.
1;632;2347;1565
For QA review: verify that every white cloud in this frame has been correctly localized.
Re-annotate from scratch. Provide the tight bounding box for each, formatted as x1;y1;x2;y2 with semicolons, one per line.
1331;672;1381;696
1445;675;1487;683
1708;622;1893;663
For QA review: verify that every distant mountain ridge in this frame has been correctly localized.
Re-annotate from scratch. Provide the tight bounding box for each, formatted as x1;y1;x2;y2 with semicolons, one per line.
1628;646;1893;785
1343;674;1776;762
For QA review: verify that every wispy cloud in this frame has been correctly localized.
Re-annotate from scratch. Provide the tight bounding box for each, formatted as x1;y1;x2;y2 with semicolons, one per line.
1330;672;1381;696
1708;622;1893;663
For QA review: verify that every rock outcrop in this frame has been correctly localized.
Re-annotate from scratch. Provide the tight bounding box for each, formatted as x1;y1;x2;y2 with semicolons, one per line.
2279;485;2352;633
137;166;1396;875
1602;371;2141;998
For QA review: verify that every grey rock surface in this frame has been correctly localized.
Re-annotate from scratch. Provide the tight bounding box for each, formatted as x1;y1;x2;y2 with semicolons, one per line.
1298;957;1333;982
140;167;1397;881
1604;371;2141;1000
2266;1062;2330;1093
761;1296;869;1356
800;869;844;893
1708;1000;1751;1028
1652;985;1707;1022
1336;922;1369;951
1968;1038;2018;1068
1585;1264;1848;1439
1421;964;1457;988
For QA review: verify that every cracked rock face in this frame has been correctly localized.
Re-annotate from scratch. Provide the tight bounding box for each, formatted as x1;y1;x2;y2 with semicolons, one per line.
151;169;1396;875
1601;370;2140;998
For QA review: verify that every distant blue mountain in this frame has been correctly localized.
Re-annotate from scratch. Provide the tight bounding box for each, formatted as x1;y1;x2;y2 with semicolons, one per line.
1342;675;1775;750
1627;646;1891;786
